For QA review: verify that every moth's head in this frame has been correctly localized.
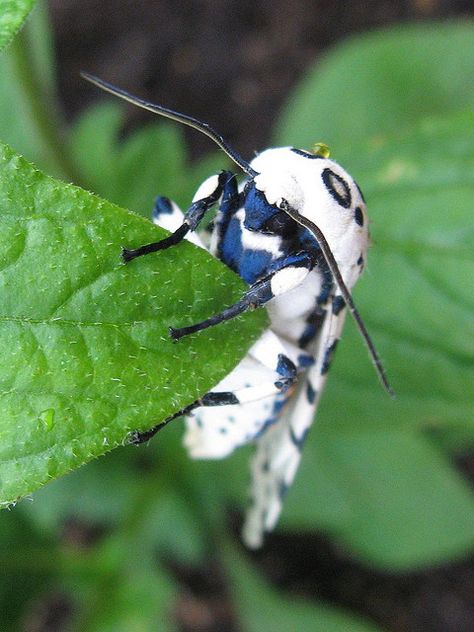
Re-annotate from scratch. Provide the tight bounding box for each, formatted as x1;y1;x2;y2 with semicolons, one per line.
250;146;368;245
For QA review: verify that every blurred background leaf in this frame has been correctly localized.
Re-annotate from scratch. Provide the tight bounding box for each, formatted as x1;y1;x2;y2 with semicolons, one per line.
0;0;36;52
227;546;383;632
276;22;474;161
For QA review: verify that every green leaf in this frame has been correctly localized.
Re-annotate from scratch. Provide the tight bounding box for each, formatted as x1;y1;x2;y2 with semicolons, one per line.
0;0;36;52
286;429;474;569
0;141;267;505
227;547;382;632
276;22;474;157
278;111;474;568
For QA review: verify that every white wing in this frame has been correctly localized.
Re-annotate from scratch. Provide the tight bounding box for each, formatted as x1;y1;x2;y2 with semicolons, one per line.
242;303;348;548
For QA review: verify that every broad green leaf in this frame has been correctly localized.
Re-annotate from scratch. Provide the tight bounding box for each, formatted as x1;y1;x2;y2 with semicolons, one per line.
278;111;474;568
276;22;474;157
0;0;35;52
0;142;266;505
70;100;225;216
227;547;382;632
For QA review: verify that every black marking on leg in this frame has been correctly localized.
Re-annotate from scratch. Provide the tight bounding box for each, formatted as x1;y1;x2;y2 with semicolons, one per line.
170;276;274;340
354;206;364;227
200;391;239;406
332;295;346;315
306;381;317;404
122;222;190;262
321;340;339;375
128;400;199;444
322;168;352;208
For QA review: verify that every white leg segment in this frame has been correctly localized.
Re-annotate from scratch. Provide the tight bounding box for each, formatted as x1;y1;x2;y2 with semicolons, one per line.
152;197;205;248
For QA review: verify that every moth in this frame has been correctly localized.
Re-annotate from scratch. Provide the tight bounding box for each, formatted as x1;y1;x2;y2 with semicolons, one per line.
82;73;393;548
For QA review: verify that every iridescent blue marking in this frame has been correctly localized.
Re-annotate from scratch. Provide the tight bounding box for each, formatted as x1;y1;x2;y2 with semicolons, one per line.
152;196;173;218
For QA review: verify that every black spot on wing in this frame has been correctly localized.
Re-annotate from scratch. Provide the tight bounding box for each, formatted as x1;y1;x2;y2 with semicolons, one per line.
298;353;315;368
322;168;352;208
289;426;310;451
299;305;326;348
278;480;290;501
332;295;346;315
321;340;339;375
201;392;239;406
306;381;317;404
354;206;364;227
357;254;364;266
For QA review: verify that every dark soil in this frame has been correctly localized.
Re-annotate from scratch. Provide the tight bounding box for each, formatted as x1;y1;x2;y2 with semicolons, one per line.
45;1;474;630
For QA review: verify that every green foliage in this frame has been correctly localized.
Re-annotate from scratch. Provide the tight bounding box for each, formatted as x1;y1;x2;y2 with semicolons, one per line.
1;7;474;631
229;548;381;632
0;0;36;51
276;22;474;160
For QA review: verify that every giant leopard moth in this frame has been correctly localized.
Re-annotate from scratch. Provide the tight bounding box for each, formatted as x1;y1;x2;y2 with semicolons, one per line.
82;72;393;548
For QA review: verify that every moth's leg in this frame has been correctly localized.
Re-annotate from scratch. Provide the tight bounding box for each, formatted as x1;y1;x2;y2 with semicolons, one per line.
129;329;311;447
170;252;314;340
152;196;206;249
128;400;199;445
129;368;291;447
122;170;234;262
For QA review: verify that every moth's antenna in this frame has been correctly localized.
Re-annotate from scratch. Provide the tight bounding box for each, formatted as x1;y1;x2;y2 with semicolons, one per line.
280;200;395;398
81;72;257;178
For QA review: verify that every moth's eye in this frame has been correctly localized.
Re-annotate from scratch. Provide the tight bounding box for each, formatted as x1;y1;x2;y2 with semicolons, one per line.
321;168;352;209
